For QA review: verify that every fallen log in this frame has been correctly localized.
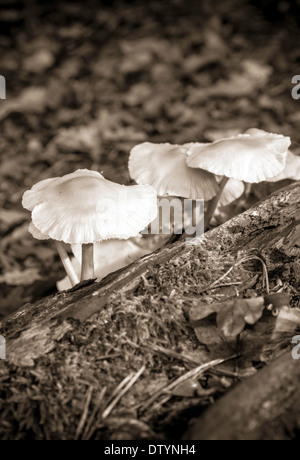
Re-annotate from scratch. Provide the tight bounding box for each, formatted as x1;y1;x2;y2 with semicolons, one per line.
0;182;299;440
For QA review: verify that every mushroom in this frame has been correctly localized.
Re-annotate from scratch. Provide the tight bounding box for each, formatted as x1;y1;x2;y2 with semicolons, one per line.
266;150;300;182
129;142;219;200
218;178;245;207
22;169;157;283
186;129;291;229
128;142;219;238
57;236;158;291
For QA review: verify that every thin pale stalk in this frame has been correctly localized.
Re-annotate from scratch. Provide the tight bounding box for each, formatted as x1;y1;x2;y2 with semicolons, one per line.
81;243;95;281
55;241;79;287
204;176;229;231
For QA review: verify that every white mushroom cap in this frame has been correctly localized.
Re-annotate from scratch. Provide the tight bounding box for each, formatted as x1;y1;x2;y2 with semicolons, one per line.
186;130;290;183
128;142;219;200
267;150;300;182
244;128;270;136
22;169;158;244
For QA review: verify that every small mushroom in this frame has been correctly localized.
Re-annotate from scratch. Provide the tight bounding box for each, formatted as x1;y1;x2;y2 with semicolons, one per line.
267;150;300;182
218;178;245;207
57;236;158;291
129;142;220;238
22;169;157;283
186;129;291;229
129;142;219;200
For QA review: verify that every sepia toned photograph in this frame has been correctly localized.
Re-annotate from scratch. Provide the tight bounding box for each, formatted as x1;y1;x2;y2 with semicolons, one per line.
0;0;299;443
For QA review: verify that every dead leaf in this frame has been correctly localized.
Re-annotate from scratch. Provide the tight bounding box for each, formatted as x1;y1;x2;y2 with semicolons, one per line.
217;299;249;337
272;306;300;339
23;49;55;74
190;296;266;339
0;268;42;286
193;320;223;346
0;209;27;232
0;87;48;120
264;293;291;309
189;59;272;102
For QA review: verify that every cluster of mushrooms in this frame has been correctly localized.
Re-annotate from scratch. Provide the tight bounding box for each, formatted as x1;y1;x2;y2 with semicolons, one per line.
22;128;299;289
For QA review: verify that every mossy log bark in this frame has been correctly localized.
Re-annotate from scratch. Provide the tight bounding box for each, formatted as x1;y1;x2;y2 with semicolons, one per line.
0;182;299;440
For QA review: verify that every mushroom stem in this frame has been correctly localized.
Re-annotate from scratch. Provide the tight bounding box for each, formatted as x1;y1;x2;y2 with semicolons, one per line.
55;241;79;287
204;176;229;231
81;243;95;281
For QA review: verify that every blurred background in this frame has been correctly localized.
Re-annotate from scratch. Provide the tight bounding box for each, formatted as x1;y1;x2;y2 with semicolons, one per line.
0;0;299;316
